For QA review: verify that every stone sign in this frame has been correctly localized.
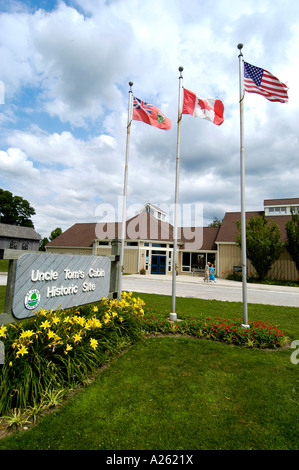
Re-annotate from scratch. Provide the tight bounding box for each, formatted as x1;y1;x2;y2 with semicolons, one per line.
12;253;111;319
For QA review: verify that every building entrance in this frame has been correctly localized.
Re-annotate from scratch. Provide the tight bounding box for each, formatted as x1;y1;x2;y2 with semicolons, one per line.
151;255;166;274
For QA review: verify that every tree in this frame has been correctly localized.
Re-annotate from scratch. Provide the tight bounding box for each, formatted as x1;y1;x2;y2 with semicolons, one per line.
39;228;62;251
49;227;62;241
236;214;284;281
39;237;49;252
0;189;35;227
208;216;223;227
285;210;299;273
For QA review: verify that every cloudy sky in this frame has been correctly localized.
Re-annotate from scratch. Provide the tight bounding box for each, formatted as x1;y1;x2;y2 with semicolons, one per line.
0;0;298;238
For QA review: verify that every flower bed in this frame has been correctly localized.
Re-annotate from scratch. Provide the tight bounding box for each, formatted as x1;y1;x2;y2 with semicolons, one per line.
0;292;288;418
140;310;287;349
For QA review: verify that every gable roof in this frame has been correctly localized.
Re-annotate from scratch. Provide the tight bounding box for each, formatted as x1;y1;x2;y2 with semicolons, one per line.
180;226;219;250
46;212;219;250
47;223;98;248
0;223;41;240
47;212;177;248
216;211;292;243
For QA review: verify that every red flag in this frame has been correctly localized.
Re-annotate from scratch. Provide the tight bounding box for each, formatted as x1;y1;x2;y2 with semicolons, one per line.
244;62;288;103
182;88;224;126
132;97;171;130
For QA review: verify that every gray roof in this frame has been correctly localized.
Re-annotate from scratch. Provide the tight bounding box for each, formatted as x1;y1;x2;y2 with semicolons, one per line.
0;223;41;240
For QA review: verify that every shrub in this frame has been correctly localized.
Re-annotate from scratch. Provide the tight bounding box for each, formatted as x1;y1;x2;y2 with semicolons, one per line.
0;292;145;415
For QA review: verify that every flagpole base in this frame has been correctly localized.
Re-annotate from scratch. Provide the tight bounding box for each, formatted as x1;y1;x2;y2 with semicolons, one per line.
169;313;178;322
241;323;250;329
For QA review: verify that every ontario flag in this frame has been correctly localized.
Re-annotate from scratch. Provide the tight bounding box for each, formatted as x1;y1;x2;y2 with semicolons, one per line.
132;97;171;130
182;88;224;126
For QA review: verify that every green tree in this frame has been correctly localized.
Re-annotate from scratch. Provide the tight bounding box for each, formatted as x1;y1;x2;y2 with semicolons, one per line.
0;189;35;227
236;214;283;281
285;210;299;273
49;227;62;241
208;216;223;227
39;237;49;252
39;228;62;251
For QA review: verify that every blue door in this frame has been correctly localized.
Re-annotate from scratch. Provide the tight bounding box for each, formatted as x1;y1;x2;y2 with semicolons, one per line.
151;255;166;274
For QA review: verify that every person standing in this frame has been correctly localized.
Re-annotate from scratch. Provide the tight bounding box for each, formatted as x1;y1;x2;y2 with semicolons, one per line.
209;263;216;283
204;262;210;282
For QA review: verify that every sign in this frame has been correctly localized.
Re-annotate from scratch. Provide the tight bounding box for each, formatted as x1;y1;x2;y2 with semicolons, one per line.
233;266;242;273
12;253;111;319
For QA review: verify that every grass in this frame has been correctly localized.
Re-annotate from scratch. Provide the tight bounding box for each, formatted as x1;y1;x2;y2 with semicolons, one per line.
0;286;5;312
0;260;8;273
0;291;298;450
0;337;297;450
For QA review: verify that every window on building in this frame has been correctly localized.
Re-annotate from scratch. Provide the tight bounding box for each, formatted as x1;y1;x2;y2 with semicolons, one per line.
22;241;29;250
269;206;287;215
9;240;18;249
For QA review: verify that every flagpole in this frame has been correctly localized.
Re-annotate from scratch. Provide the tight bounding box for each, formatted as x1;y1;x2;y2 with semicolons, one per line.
119;81;133;298
237;44;249;328
170;66;184;321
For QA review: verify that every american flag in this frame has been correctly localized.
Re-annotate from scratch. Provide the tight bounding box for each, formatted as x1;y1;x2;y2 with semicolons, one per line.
244;62;288;103
133;97;153;115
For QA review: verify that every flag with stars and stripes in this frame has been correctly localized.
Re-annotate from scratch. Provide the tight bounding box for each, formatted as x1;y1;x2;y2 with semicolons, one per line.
132;96;171;130
244;62;288;103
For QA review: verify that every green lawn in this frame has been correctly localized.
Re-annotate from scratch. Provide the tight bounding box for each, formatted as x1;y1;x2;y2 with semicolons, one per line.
0;291;298;450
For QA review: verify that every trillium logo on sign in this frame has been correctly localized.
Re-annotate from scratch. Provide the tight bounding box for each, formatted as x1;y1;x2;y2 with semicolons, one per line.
24;289;41;310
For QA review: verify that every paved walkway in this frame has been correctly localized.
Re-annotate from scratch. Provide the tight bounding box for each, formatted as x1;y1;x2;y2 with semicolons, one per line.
122;274;299;307
1;273;298;307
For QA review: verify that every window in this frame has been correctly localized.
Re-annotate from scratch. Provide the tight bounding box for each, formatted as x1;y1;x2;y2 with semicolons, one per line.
22;241;29;250
182;252;191;272
127;241;138;246
9;240;18;249
269;207;287;215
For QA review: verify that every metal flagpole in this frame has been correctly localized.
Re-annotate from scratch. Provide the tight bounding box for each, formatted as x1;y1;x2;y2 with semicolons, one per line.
237;44;249;328
119;81;133;298
170;66;184;321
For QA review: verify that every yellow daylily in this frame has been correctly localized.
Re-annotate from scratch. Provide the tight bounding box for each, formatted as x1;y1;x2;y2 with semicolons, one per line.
47;330;56;340
0;325;7;338
40;320;51;329
73;333;83;343
90;338;98;350
16;345;29;357
64;344;73;354
19;330;35;339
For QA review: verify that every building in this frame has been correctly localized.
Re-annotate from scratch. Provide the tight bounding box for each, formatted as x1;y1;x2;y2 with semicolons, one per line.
0;223;41;259
215;198;299;280
46;199;299;281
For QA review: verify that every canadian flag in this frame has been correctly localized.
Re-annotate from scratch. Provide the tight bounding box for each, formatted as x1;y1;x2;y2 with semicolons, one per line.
182;88;224;126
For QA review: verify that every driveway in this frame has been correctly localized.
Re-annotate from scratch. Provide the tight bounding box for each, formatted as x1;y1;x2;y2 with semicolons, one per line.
122;274;299;308
1;273;298;308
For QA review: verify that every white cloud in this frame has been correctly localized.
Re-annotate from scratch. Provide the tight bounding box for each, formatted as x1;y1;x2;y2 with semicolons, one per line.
0;0;299;237
0;147;40;178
